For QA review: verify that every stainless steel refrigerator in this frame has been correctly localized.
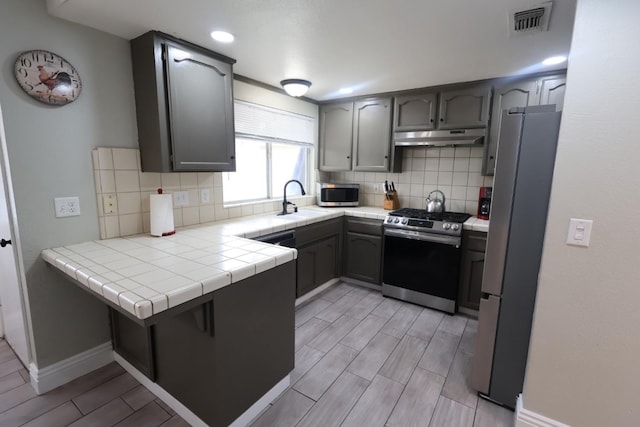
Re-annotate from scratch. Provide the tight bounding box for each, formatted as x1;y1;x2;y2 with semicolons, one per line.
470;105;562;408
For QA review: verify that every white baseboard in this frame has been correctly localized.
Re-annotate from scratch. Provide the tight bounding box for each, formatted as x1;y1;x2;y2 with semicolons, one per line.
516;394;571;427
29;342;113;394
295;278;340;307
114;352;289;427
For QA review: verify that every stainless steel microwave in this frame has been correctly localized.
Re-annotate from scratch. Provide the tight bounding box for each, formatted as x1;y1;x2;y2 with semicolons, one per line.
317;183;360;207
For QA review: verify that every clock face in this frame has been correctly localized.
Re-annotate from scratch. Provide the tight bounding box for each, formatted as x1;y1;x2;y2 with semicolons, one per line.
14;50;82;106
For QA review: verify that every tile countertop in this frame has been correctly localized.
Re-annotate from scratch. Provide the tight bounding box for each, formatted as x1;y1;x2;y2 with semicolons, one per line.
463;217;490;233
41;206;488;320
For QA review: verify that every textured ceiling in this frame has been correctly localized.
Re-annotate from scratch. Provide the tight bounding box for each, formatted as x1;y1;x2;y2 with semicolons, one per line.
47;0;577;101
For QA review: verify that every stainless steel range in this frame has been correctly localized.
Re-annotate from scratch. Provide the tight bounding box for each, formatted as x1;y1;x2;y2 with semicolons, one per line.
382;208;471;313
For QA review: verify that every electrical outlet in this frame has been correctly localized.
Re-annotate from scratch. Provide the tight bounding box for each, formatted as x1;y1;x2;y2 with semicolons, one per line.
200;189;211;204
54;197;81;218
173;191;189;207
102;194;118;214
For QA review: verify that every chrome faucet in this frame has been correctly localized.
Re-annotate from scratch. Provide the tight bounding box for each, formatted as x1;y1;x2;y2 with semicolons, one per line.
279;180;306;215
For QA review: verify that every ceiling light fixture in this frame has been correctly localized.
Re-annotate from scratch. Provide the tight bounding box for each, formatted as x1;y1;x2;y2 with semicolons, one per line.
542;55;567;65
339;88;353;95
210;31;234;43
280;79;312;97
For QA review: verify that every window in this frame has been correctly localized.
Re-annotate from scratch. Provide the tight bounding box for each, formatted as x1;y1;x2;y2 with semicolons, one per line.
223;101;314;204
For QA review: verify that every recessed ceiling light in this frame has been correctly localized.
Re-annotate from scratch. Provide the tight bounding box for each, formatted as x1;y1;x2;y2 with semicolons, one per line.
210;31;234;43
339;88;353;95
542;55;567;65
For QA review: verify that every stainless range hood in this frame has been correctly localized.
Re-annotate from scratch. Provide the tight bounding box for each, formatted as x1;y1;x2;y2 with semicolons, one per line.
394;128;486;147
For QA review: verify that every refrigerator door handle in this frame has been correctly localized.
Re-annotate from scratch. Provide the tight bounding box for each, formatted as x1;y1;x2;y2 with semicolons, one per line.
470;295;501;394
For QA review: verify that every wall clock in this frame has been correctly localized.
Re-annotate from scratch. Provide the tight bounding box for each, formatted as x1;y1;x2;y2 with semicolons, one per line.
14;50;82;106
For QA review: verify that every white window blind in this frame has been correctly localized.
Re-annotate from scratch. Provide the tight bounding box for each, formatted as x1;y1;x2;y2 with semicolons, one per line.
234;100;314;145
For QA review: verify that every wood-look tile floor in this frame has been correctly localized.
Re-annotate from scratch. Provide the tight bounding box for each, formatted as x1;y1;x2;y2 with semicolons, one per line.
0;339;188;427
0;281;514;427
251;282;515;427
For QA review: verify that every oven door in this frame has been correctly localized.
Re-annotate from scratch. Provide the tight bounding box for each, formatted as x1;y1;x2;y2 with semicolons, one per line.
382;228;462;312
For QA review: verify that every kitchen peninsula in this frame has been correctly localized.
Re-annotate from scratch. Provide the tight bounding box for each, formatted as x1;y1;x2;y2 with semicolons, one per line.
41;206;487;426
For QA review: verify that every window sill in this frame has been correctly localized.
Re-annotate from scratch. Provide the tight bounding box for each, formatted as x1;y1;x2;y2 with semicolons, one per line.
223;194;315;209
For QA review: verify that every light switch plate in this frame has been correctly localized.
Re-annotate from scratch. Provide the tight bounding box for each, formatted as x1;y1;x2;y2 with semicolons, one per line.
567;218;593;247
54;197;81;218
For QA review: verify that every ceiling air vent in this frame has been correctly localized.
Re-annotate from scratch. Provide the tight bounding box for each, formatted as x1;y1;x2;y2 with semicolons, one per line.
509;1;553;37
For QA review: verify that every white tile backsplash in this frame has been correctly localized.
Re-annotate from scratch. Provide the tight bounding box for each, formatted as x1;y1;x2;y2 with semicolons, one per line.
329;145;494;215
92;147;311;239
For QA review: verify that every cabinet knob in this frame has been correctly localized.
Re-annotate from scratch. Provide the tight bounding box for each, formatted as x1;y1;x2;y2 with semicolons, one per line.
440;118;444;122
346;156;350;159
384;155;388;159
230;156;235;160
490;156;494;159
430;119;434;123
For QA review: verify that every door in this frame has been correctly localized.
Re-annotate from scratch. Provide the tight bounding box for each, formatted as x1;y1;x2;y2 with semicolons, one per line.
0;105;30;366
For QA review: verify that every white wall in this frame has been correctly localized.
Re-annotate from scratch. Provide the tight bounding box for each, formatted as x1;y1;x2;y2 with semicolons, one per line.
0;0;138;367
520;0;640;425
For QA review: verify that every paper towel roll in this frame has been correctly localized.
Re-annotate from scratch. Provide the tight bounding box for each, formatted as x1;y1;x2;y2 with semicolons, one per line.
150;194;175;236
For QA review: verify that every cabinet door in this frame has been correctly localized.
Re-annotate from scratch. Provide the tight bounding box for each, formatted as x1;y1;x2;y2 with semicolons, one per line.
538;76;567;111
394;93;437;131
458;249;485;311
483;80;538;176
319;102;353;171
345;232;382;285
296;236;339;297
438;86;491;129
296;245;316;297
352;97;392;172
165;44;235;171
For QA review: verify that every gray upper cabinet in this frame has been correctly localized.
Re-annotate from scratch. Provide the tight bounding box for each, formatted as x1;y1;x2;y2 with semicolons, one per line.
319;97;392;172
482;73;567;175
318;102;354;171
131;31;236;172
483;80;538;175
438;86;491;129
352;97;392;172
539;75;567;110
393;92;437;131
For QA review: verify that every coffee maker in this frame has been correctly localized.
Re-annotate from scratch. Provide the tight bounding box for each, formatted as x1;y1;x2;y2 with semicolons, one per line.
477;187;492;220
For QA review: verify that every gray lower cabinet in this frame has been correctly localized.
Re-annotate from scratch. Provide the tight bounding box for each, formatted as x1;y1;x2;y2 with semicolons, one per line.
344;217;383;285
296;218;342;296
319;97;393;172
130;31;236;172
483;73;567;175
438;85;492;129
458;231;487;311
111;261;295;427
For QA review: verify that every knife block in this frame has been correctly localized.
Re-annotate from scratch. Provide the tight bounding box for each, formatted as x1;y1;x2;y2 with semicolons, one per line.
383;191;399;210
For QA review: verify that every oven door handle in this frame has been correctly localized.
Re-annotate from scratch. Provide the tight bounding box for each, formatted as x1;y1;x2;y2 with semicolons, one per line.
384;228;461;247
